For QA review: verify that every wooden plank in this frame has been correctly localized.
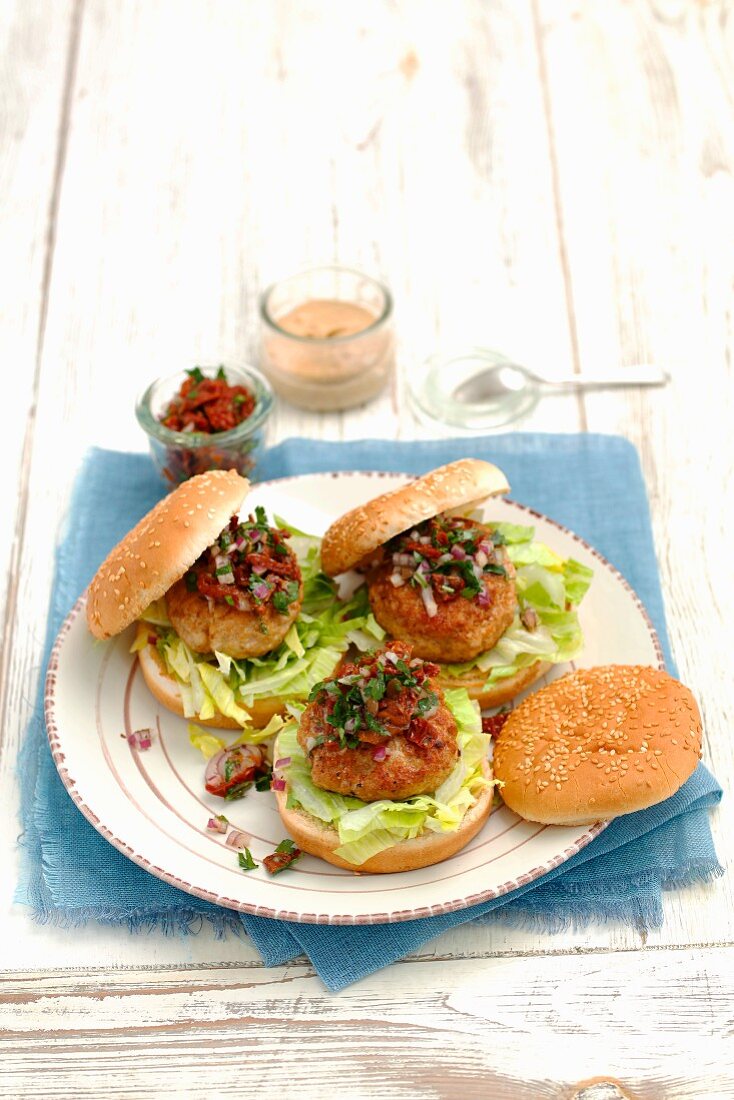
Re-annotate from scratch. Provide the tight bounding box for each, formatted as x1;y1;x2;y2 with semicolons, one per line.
1;947;732;1098
0;0;77;741
531;0;734;947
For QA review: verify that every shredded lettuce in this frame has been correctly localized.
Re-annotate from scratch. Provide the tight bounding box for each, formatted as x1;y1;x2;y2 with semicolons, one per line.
444;522;593;688
188;724;227;760
279;686;495;866
148;530;381;729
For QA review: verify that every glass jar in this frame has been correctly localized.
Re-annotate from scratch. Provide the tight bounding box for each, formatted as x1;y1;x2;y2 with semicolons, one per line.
259;266;394;411
136;364;273;488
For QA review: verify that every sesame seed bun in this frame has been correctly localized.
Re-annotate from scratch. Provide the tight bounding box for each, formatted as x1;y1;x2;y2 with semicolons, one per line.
437;660;552;710
135;623;284;730
320;459;510;577
86;470;249;640
274;759;494;873
493;665;703;825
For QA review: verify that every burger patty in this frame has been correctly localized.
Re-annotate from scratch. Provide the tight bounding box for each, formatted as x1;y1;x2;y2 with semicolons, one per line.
166;577;303;658
367;565;517;663
297;696;459;802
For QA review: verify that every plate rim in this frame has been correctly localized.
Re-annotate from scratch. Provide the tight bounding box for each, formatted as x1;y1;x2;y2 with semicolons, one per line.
44;469;665;925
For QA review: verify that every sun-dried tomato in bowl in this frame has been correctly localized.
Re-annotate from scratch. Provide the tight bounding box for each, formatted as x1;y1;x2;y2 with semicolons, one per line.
136;364;273;489
159;367;256;434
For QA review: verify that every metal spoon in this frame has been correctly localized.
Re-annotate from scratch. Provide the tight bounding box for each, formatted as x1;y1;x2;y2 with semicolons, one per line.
453;361;670;405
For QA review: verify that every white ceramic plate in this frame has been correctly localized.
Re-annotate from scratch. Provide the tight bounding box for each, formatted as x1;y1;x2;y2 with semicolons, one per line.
46;472;664;925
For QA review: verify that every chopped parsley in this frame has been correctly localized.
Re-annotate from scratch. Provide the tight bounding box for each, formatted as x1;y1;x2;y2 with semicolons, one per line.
224;781;252;801
238;849;258;872
307;645;440;750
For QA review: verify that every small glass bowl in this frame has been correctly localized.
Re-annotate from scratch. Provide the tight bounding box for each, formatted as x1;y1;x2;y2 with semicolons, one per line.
410;347;540;431
136;364;274;488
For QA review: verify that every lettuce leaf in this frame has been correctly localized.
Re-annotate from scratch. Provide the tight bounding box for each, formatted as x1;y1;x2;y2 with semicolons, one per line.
279;687;495;866
188;724;227;760
443;522;593;688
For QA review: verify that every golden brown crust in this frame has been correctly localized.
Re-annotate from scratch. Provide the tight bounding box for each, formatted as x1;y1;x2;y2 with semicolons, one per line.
435;660;552;709
320;460;510;577
368;564;516;663
275;759;494;873
136;626;286;730
298;697;459;801
166;577;303;658
493;665;703;825
86;470;249;640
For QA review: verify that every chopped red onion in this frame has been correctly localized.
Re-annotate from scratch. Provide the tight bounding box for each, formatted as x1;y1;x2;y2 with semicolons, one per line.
417;559;430;573
421;586;438;617
392;552;414;567
477;587;491;609
225;829;252;849
207;816;228;834
383;650;399;664
251;580;270;600
475;550;488;568
271;777;286;792
250;563;266;575
372;745;387;762
216;572;235;585
450;545;466;560
274;757;291;769
390;572;405;587
127;728;153;751
478;540;492;555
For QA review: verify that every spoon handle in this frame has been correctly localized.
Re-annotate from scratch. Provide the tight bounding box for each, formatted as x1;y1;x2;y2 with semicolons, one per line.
538;364;670;391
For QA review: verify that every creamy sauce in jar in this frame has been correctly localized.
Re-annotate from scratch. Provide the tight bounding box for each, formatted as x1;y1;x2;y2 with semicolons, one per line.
261;291;394;411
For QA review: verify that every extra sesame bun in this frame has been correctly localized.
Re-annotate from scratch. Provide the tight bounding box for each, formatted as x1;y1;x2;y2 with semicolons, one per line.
86;470;250;640
274;759;494;873
320;459;510;577
437;660;552;709
493;665;703;825
135;623;284;730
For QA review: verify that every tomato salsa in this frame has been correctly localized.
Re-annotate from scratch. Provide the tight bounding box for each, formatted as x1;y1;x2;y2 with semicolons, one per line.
160;367;256;434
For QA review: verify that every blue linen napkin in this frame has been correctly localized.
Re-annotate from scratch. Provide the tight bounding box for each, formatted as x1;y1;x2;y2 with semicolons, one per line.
18;435;723;991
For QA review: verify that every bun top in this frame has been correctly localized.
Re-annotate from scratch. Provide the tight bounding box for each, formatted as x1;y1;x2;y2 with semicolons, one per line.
320;459;510;577
493;665;703;825
86;469;249;639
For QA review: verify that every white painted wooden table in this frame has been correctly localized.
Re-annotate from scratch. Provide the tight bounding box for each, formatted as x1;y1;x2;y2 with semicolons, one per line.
1;2;733;1096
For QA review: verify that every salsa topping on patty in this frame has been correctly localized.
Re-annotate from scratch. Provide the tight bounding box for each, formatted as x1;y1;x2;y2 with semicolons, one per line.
305;642;444;753
159;366;256;434
184;506;301;617
385;514;513;618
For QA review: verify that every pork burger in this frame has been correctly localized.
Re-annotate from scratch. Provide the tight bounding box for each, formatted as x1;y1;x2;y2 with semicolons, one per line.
272;643;495;872
320;460;593;708
86;470;382;729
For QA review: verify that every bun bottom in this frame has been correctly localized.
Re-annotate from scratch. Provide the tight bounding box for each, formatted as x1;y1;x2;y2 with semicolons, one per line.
136;626;285;730
275;760;494;874
436;660;552;710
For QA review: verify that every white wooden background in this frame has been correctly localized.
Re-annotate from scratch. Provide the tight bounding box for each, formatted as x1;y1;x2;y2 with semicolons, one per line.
1;1;733;1096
